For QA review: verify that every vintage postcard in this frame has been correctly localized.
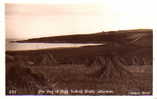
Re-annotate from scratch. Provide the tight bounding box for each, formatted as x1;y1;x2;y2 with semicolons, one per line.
5;2;153;95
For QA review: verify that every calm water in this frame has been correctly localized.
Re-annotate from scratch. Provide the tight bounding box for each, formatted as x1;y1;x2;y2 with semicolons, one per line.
6;40;102;51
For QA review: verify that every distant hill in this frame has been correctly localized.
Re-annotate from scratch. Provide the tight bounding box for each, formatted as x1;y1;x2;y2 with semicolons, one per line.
16;29;152;47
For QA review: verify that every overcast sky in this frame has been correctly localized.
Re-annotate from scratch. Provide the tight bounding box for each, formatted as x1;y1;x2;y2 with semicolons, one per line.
6;0;156;39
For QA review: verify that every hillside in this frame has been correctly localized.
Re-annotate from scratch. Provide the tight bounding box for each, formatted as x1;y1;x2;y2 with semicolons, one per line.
6;29;153;95
16;29;152;46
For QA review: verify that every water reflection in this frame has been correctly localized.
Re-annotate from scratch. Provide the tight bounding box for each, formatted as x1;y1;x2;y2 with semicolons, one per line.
6;42;103;51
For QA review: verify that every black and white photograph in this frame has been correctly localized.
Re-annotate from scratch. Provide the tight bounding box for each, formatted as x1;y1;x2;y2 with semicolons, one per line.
5;1;153;95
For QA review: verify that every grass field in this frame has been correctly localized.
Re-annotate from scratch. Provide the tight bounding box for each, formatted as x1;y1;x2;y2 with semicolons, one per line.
6;29;152;95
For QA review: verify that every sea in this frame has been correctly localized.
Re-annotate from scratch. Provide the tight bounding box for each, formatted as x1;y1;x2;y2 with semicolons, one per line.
6;39;102;51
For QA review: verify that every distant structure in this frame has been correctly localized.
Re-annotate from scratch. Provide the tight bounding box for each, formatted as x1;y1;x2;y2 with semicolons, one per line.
101;31;109;35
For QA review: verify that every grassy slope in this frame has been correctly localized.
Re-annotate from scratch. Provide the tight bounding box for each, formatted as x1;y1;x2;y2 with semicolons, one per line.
6;29;153;95
16;29;152;45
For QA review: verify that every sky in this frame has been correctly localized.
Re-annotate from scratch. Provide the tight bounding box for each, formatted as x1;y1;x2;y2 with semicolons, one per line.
5;0;156;39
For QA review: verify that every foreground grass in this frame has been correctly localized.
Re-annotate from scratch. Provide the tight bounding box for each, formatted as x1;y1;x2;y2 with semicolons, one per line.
6;45;152;95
